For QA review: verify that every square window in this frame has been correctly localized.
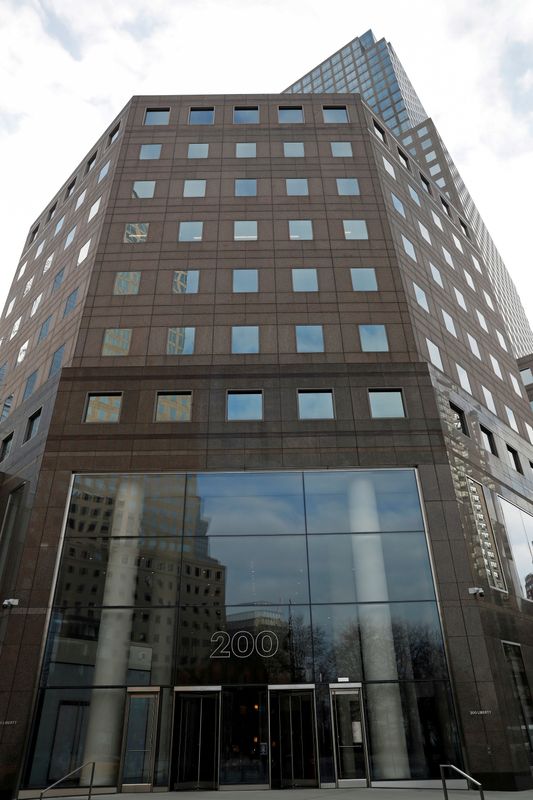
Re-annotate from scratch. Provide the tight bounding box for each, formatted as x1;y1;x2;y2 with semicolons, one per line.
64;226;76;249
54;216;65;236
456;364;471;394
359;324;389;352
401;235;416;260
331;141;353;157
144;108;170;125
418;221;431;243
483;290;495;310
86;153;97;173
17;261;27;279
430;263;443;287
23;277;33;297
286;178;309;196
520;368;533;386
323;106;349;123
289;220;313;240
284;142;305;157
472;254;482;273
480;425;497;455
173;270;199;294
391;193;405;216
235;179;257;197
351;267;377;291
188;143;209;158
496;330;508;351
167;327;195;355
449;402;468;435
369;389;405;418
227;391;263;421
507;445;522;472
442;309;457;337
47;203;57;221
397;149;409;170
102;328;132;356
24;409;41;442
231;325;259;353
337;178;359;196
179;221;203;242
63;288;78;317
235;142;256;158
189;107;214;125
408;185;420;206
98;160;110;182
85;394;122;423
373;120;386;142
132;180;156;199
52;269;64;292
155;392;192;422
75;190;86;210
295;325;324;353
420;174;431;194
482;385;496;414
464;270;475;290
454;287;467;311
413;283;429;312
233;106;259;124
467;333;481;359
49;344;64;376
16;340;28;364
183;180;206;198
31;294;42;317
278;106;304;123
233;269;258;293
77;239;91;265
124;222;149;243
10;317;21;339
38;316;52;342
427;339;443;370
108;125;120;145
88;197;101;222
114;271;141;295
4;297;15;317
234;221;258;241
510;373;522;397
490;354;503;379
297;390;334;419
23;371;38;401
343;219;368;240
383;157;396;178
140;143;162;160
292;268;318;292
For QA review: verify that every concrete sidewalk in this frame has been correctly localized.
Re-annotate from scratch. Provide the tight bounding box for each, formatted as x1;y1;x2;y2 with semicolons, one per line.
29;789;531;800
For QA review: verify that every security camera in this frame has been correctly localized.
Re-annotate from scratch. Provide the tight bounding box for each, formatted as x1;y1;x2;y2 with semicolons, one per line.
468;587;484;598
2;598;19;609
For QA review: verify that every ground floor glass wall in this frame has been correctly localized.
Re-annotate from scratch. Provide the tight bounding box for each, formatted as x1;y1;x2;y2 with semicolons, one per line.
25;470;461;788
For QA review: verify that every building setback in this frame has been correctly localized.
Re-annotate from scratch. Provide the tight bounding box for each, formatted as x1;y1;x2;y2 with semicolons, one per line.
0;49;532;800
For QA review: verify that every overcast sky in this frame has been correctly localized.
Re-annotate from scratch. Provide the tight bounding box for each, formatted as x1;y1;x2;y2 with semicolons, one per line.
2;0;533;326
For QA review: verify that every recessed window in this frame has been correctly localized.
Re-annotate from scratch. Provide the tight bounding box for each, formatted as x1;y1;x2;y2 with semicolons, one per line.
336;178;359;196
507;445;522;473
408;185;420;205
235;142;256;158
427;339;443;370
413;283;429;312
449;402;468;435
496;330;508;352
140;143;162;160
442;309;457;337
323;106;349;123
233;269;258;293
233;106;259;124
454;287;467;311
187;143;208;159
98;160;110;182
108;125;120;146
77;239;91;265
383;157;396;178
234;221;258;241
10;317;21;339
359;324;389;352
235;179;257;197
114;272;141;295
373;120;386;142
418;221;431;244
132;180;156;199
278;106;304;123
480;425;497;455
397;149;409;170
183;180;206;198
331;141;352;157
155;392;192;422
441;247;454;269
0;433;13;462
52;269;64;292
63;288;78;317
85;394;122;423
452;233;463;253
75;190;86;211
23;371;38;401
369;390;405;418
189;107;214;125
483;291;495;311
391;193;405;217
295;325;324;353
297;390;335;419
482;385;497;414
456;364;471;394
505;405;519;432
351;267;377;291
179;221;203;242
292;268;318;292
520;368;533;386
47;203;57;222
86;153;97;173
173;270;199;294
440;197;452;217
102;328;132;356
24;409;41;442
467;333;481;360
35;240;45;258
459;219;469;238
38;316;52;343
88;197;101;222
343;220;368;240
490;355;503;380
54;216;65;236
64;226;76;249
144;108;170;125
231;326;259;354
420;174;431;194
167;327;195;355
49;344;65;377
284;142;305;157
124;222;149;243
1;395;13;420
227;391;263;421
289;220;313;240
401;235;416;260
472;255;482;273
286;178;309;196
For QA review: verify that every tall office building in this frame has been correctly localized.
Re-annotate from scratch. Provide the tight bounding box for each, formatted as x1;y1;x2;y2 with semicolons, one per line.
285;29;533;358
0;33;532;800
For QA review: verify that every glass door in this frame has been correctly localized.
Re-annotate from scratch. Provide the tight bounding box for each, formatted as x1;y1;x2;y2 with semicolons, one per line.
269;688;318;788
331;686;368;787
219;687;268;787
172;691;220;790
120;691;159;789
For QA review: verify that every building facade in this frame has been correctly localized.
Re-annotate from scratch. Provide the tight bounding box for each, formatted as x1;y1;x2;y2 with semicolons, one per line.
0;73;532;798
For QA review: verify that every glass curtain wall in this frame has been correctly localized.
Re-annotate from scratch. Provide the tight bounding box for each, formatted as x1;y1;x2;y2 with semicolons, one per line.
25;470;460;787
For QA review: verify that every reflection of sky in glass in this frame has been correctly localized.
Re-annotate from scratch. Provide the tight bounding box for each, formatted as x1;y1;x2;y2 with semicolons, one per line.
298;391;334;419
499;497;533;599
369;391;404;418
296;325;323;352
227;392;262;420
233;270;258;292
359;324;389;352
292;269;317;292
231;326;259;353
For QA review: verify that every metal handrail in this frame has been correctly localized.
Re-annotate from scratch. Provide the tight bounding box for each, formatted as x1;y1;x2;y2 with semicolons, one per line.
440;764;484;800
39;761;95;800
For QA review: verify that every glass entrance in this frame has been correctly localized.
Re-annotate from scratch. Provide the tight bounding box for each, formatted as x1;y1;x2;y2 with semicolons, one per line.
172;691;220;790
220;687;268;787
269;689;318;788
121;692;159;789
331;686;367;787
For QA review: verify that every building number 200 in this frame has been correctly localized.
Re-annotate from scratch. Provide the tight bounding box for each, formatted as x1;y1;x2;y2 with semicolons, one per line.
210;630;279;659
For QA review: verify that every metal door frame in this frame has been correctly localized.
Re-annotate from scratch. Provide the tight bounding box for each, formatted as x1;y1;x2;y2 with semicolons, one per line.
329;682;369;788
171;686;222;791
119;686;161;792
267;684;319;789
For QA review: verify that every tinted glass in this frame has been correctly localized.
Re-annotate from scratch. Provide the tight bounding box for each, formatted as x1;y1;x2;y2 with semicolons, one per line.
227;392;262;420
140;144;162;160
235;179;257;197
144;108;169;125
233;107;259;124
323;106;349;123
369;390;405;418
231;326;259;353
155;393;192;422
284;142;305;157
359;324;388;352
179;222;203;242
187;143;209;158
183;180;206;198
331;141;352;157
295;325;324;352
289;220;313;240
337;178;360;196
292;269;318;292
298;391;334;419
343;220;368;239
189;108;214;124
286;178;309;196
233;269;258;292
132;181;155;199
351;268;377;291
278;107;304;123
235;142;256;157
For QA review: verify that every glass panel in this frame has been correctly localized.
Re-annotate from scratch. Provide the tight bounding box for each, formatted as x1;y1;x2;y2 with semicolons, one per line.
498;497;533;599
270;691;318;787
332;691;366;780
122;694;157;784
227;392;262;420
220;687;268;784
173;693;219;789
298;391;334;419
